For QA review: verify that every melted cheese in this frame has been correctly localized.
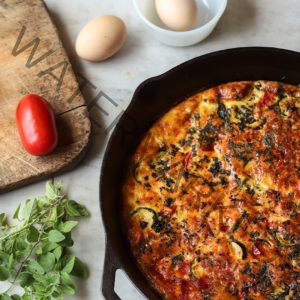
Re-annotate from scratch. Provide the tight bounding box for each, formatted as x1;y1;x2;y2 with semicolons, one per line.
122;81;300;299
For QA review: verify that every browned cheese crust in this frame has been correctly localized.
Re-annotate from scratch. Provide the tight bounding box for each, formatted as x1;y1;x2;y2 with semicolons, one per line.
122;81;300;299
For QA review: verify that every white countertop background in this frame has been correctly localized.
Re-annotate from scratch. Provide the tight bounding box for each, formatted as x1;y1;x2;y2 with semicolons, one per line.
1;0;300;299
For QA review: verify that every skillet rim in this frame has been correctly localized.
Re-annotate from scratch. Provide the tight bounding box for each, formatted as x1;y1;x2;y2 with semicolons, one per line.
100;46;300;299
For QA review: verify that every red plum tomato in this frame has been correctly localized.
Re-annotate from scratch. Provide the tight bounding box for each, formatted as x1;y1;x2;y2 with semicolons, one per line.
16;94;58;156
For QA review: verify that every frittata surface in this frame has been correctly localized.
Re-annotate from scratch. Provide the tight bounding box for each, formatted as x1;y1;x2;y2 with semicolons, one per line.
122;81;300;299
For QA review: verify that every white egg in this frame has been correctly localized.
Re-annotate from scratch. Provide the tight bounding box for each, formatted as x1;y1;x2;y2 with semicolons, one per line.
155;0;199;31
75;15;127;62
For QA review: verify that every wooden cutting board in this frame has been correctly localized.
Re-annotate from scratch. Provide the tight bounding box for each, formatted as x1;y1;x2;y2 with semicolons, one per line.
0;0;91;193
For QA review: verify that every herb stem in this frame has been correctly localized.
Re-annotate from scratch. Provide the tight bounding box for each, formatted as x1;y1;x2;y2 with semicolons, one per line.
7;201;54;294
0;195;64;244
0;181;88;299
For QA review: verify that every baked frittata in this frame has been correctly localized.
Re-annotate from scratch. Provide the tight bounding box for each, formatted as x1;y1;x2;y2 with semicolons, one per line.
122;81;300;299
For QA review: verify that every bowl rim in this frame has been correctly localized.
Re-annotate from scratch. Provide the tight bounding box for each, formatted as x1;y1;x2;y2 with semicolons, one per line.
132;0;228;36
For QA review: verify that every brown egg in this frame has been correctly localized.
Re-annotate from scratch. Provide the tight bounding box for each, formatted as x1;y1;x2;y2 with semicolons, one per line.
155;0;199;31
75;15;127;62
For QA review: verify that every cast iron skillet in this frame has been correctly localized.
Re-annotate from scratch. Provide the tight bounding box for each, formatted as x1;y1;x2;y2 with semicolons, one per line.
100;47;300;299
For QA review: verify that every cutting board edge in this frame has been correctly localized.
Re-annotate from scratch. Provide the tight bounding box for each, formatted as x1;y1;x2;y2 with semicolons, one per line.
0;0;94;193
0;129;92;194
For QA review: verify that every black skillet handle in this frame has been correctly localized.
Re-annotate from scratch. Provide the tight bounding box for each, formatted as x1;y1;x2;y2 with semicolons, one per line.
102;238;121;300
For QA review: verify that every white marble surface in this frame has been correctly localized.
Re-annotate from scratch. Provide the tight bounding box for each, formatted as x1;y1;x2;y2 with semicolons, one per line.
1;0;300;299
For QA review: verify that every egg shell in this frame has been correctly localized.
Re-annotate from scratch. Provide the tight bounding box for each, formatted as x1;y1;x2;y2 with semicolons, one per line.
155;0;199;32
75;15;127;62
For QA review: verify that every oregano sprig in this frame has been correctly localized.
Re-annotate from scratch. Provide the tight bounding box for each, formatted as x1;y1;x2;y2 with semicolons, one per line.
0;181;89;300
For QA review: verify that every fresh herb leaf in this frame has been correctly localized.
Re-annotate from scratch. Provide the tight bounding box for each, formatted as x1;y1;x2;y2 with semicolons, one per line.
22;198;39;220
59;255;75;274
37;252;56;272
48;230;65;243
0;266;10;281
70;257;88;278
0;181;89;299
18;272;34;288
59;221;78;233
46;181;62;199
0;294;13;300
27;226;39;243
66;200;88;217
13;205;20;220
26;260;45;275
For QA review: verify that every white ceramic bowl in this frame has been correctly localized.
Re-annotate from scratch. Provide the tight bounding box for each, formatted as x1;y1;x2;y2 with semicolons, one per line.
133;0;227;47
